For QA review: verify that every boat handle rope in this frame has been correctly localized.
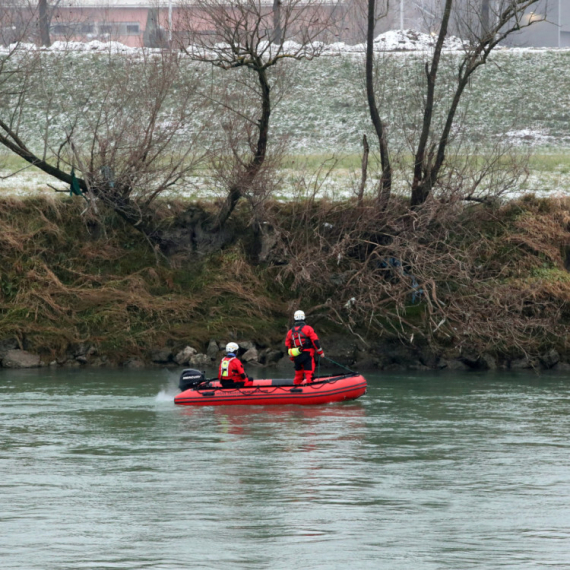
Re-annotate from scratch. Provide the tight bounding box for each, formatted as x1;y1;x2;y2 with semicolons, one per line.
243;383;287;393
322;355;357;374
200;382;276;395
200;364;355;394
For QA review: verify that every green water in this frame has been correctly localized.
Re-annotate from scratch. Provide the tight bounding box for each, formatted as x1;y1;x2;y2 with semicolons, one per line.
2;367;570;569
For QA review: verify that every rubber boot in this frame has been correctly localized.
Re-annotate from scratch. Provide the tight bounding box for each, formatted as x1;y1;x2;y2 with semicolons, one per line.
303;369;313;384
294;370;305;385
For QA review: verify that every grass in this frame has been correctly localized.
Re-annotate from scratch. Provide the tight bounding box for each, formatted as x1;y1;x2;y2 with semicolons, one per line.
529;267;570;282
2;48;570;200
3;149;570;202
527;153;570;171
0;197;288;361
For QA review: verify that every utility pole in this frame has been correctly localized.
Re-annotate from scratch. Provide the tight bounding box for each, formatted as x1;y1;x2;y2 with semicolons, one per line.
168;0;172;42
38;0;51;46
558;0;562;48
481;0;490;37
273;0;282;44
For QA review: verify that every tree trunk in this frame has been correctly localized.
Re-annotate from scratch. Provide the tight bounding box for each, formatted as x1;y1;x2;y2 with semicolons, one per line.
358;134;369;206
254;69;271;167
38;0;51;47
410;0;453;208
212;67;271;231
365;0;391;205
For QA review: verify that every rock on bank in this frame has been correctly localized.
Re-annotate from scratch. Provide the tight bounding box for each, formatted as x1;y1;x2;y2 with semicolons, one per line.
2;335;570;373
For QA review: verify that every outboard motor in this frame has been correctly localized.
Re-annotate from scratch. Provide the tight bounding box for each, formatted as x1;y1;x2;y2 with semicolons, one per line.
179;369;206;392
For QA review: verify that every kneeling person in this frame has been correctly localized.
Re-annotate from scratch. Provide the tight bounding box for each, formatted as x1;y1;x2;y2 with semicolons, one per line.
219;342;253;388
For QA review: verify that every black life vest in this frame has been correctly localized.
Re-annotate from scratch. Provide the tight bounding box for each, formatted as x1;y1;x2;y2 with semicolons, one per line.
290;323;311;349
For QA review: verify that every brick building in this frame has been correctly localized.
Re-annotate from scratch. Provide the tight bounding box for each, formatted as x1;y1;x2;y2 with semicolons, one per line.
2;0;568;49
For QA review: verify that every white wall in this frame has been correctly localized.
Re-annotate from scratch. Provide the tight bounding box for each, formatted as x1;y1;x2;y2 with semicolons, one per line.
506;0;560;47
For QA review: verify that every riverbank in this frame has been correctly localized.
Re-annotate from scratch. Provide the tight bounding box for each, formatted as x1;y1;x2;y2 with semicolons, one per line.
1;194;570;372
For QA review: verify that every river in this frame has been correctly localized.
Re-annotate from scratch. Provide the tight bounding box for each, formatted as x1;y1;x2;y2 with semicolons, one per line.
1;367;570;569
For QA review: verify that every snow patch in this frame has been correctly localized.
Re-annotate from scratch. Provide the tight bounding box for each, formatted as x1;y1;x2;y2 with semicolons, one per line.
372;29;465;51
1;29;466;58
504;129;554;145
47;40;137;53
324;29;465;54
4;31;570;58
2;39;141;55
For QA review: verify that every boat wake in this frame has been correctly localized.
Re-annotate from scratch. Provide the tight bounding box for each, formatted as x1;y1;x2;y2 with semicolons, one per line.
155;370;181;402
155;389;176;402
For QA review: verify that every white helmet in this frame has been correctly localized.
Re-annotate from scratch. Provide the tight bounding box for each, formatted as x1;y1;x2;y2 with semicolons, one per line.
294;310;305;321
226;342;239;353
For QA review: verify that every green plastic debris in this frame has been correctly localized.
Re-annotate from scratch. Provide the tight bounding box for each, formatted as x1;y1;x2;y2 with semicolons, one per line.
69;168;83;197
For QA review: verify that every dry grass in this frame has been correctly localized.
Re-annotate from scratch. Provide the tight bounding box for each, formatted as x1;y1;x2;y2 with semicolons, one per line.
0;197;282;361
2;193;570;362
264;193;570;358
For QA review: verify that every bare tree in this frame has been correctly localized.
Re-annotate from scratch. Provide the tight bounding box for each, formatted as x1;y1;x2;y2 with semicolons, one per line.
0;0;65;47
178;0;340;230
364;0;544;208
365;0;391;205
0;47;208;253
0;0;33;46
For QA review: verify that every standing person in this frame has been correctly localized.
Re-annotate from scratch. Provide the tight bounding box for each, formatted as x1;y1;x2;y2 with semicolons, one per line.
218;343;252;388
285;310;325;385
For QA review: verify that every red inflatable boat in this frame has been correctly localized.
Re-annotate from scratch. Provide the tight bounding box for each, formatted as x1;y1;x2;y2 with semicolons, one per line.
174;372;367;407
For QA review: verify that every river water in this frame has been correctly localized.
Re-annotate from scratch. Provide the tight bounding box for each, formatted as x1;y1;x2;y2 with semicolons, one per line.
2;367;570;569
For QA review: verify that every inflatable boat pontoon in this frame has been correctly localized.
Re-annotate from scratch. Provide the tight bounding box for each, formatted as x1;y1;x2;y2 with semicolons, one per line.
174;369;367;406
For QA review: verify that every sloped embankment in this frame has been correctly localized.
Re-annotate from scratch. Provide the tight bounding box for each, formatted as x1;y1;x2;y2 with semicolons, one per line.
1;195;570;371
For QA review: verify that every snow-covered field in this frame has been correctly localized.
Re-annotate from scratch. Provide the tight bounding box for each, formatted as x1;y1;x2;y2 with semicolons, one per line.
1;31;570;200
